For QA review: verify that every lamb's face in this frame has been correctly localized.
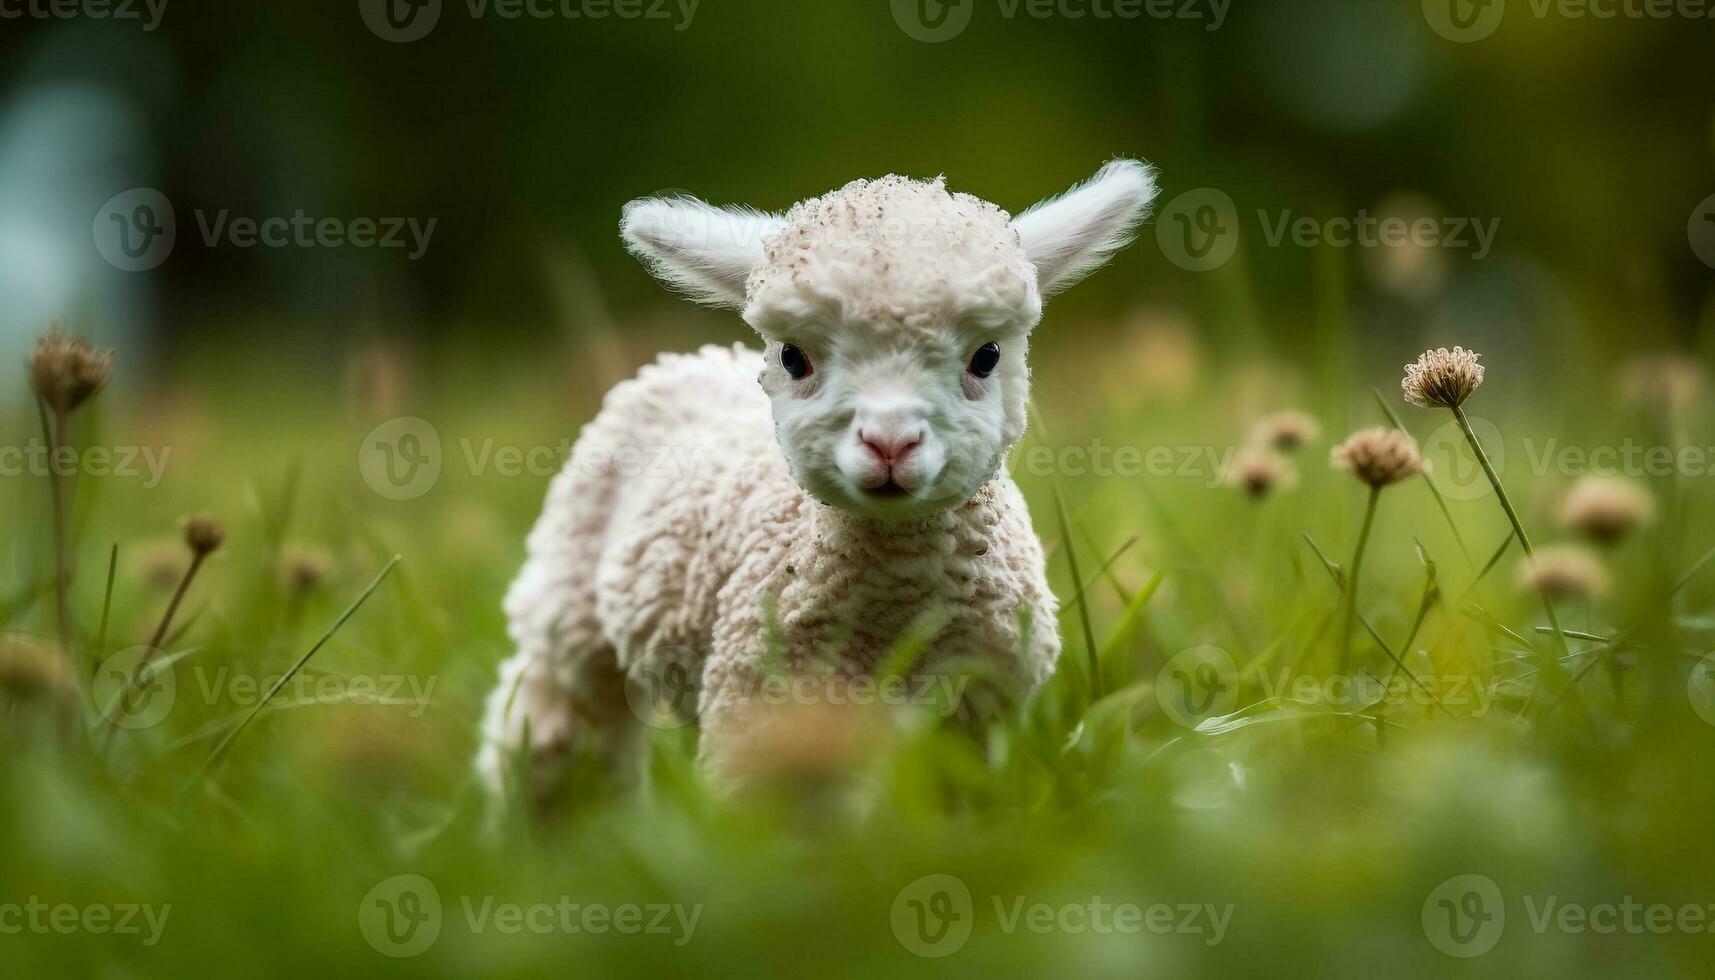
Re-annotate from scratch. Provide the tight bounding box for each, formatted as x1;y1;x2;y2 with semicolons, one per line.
620;160;1159;519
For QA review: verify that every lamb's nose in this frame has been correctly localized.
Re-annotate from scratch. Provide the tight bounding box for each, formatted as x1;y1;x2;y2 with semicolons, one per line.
859;430;921;466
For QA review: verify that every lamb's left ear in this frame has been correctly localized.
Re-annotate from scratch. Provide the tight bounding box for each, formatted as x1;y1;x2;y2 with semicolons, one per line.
1012;159;1160;296
620;195;783;309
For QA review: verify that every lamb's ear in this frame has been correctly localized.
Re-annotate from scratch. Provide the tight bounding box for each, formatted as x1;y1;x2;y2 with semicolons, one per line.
620;195;782;309
1012;159;1159;296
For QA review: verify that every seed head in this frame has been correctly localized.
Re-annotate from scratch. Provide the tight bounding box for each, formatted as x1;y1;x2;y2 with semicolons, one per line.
282;548;331;595
1519;545;1610;599
182;515;226;557
1225;448;1297;499
1330;427;1423;488
1559;476;1654;545
1402;346;1485;409
1249;410;1320;453
28;326;115;416
0;635;75;707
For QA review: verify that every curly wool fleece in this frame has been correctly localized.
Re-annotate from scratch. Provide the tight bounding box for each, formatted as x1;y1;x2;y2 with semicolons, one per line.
479;344;1058;792
481;161;1157;799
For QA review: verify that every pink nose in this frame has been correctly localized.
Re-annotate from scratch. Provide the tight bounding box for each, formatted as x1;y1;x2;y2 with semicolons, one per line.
860;430;920;466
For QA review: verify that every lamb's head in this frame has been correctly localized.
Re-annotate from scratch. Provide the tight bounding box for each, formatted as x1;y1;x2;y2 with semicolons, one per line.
621;159;1158;519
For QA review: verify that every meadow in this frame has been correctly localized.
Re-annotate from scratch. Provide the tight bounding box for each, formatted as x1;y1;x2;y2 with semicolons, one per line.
4;279;1715;978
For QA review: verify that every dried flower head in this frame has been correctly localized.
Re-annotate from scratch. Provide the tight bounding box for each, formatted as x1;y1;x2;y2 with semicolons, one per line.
0;635;75;707
1619;354;1702;418
1249;410;1320;453
1402;346;1485;409
1519;545;1611;599
28;326;115;416
1225;448;1297;499
1559;476;1654;545
282;548;332;595
1330;427;1424;488
182;515;226;557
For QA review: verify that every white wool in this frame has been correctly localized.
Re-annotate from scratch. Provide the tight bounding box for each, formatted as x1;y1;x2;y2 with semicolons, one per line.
480;162;1158;802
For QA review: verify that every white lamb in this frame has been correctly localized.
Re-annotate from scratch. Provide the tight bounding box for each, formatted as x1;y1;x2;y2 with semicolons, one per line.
478;160;1159;804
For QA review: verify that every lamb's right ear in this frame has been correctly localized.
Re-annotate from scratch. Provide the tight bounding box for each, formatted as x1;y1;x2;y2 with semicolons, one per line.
620;196;782;309
1012;159;1159;296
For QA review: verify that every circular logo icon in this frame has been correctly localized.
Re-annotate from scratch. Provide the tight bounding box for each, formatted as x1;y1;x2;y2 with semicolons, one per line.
1422;415;1501;502
1421;874;1504;958
93;188;176;272
1688;193;1715;270
1155;188;1240;273
358;874;443;958
625;656;698;730
1689;654;1715;727
92;646;177;730
359;0;442;43
1155;645;1239;729
359;417;443;500
891;0;974;42
890;874;973;958
1422;0;1504;43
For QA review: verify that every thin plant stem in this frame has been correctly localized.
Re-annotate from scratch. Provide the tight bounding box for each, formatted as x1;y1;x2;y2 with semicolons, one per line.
191;555;401;785
1450;405;1571;685
37;396;72;659
1340;485;1380;674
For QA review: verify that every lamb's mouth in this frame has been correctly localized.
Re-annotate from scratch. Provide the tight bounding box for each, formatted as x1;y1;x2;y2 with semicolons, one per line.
863;479;912;500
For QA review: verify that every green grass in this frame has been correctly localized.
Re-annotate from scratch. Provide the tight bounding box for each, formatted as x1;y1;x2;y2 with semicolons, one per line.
4;321;1715;979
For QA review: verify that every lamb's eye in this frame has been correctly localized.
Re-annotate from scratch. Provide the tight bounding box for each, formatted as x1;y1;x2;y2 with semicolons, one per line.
780;344;812;380
967;342;1001;379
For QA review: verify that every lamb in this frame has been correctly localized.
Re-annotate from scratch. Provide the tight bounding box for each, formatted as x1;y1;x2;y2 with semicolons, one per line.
477;159;1159;804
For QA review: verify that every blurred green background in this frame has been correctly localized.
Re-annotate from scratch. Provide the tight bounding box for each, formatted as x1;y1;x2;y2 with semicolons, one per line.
4;1;1715;978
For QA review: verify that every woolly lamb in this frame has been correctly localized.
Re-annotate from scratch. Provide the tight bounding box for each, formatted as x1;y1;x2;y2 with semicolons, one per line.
479;160;1159;803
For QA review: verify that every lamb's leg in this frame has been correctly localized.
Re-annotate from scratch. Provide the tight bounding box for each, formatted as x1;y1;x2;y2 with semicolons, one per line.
477;456;638;814
478;634;637;815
